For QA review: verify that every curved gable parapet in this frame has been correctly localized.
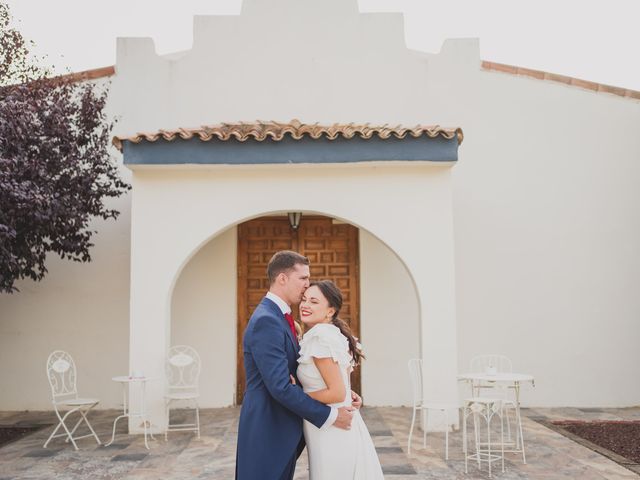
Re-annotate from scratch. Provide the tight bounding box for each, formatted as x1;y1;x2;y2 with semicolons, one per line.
115;1;415;70
241;0;360;16
110;3;481;133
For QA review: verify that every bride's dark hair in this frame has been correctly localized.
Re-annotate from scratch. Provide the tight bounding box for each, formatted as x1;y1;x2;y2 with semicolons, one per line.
311;280;365;366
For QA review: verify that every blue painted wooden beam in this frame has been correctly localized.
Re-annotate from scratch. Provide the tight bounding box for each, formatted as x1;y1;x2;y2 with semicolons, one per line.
122;134;459;165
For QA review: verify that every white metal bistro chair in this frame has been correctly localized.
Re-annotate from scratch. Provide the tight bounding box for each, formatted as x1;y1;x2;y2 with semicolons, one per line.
470;354;515;409
165;345;201;440
44;350;101;450
470;354;525;463
407;358;455;459
470;355;513;379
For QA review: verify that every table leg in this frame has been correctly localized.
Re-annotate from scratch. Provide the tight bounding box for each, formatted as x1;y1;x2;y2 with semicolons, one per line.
141;381;148;449
105;384;129;447
143;423;149;449
514;382;526;464
123;384;128;415
141;380;154;449
487;403;492;478
105;414;128;446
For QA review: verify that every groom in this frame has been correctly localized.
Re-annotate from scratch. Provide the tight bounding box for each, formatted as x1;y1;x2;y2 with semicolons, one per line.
236;250;358;480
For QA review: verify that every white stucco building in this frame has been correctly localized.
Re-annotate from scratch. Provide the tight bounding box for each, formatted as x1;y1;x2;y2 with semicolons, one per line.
1;0;639;433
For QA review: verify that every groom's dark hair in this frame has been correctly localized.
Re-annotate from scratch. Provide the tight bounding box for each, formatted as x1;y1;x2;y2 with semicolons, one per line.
267;250;309;284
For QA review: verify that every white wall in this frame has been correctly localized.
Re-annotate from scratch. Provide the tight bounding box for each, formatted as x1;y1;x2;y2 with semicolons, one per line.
452;68;640;407
360;230;419;406
171;227;237;407
0;194;131;409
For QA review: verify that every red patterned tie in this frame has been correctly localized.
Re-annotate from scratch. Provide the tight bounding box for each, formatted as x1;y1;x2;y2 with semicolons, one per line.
284;312;297;343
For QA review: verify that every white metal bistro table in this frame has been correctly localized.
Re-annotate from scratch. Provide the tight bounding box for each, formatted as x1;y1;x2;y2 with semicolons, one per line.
457;372;535;463
105;376;156;449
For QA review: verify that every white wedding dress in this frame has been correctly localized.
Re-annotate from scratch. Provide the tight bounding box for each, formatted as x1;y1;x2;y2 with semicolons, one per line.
297;323;384;480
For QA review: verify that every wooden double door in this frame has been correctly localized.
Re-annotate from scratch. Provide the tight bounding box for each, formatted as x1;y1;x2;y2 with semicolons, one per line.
236;215;360;404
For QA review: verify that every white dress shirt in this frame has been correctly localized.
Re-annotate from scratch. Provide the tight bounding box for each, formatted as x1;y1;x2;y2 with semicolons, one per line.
265;291;338;429
266;291;291;316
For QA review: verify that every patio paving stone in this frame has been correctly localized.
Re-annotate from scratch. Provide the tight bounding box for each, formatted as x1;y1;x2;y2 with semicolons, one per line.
0;406;637;479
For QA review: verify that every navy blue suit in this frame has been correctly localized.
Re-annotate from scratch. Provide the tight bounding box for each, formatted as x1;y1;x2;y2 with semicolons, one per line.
236;297;331;480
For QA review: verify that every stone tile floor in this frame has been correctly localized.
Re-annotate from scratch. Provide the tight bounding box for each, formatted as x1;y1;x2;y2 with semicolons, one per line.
0;406;638;479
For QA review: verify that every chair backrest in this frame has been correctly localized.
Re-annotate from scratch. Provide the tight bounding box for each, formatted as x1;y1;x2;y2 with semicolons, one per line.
166;345;201;394
46;350;78;402
407;358;423;405
470;354;513;374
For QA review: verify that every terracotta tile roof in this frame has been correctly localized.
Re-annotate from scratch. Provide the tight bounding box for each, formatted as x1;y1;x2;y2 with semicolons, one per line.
77;62;640;102
482;61;640;101
61;65;115;83
112;120;464;151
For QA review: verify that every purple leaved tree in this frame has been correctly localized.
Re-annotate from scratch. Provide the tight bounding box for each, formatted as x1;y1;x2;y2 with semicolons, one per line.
0;2;129;293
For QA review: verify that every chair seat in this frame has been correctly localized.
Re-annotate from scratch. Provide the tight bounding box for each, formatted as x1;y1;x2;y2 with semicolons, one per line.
468;397;517;407
165;392;199;400
58;397;99;407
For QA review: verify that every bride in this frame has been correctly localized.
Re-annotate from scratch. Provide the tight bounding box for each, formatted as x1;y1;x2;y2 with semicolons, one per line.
296;280;384;479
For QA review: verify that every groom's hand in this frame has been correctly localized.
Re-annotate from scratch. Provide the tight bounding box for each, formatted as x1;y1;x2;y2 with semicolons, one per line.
333;406;355;430
351;390;362;409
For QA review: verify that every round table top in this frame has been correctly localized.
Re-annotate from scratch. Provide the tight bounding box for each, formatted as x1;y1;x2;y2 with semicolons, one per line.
457;372;534;383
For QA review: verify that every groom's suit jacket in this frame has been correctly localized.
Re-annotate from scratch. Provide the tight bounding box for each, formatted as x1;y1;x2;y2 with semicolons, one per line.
236;297;330;480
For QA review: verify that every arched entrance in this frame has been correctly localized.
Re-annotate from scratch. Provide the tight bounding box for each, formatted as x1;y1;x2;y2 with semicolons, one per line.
126;163;462;433
236;214;360;403
168;208;422;410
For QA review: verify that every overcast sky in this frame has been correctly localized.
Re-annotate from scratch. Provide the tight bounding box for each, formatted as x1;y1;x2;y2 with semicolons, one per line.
6;0;640;91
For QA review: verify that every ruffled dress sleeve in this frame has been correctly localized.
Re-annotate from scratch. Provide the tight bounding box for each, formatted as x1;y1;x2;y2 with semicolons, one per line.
298;323;352;367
